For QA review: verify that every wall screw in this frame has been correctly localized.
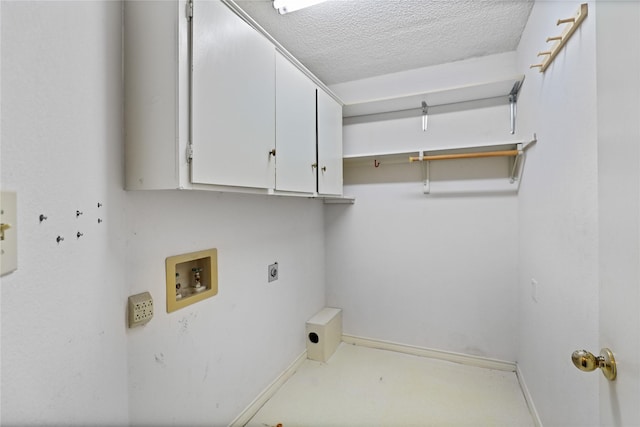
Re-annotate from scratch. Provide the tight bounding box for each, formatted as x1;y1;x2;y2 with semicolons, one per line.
76;210;83;218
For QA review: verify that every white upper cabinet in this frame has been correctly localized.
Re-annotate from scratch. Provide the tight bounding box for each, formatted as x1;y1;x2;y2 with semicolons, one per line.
317;89;343;196
192;0;276;189
124;0;343;198
275;52;317;194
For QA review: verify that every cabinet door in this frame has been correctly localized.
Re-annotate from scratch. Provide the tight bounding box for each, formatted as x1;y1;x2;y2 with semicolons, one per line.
275;53;317;193
192;0;275;189
317;89;343;196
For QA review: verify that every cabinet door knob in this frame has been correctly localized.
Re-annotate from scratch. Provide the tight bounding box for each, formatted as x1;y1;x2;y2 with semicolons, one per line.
0;223;11;241
321;166;327;172
269;149;276;157
312;163;318;169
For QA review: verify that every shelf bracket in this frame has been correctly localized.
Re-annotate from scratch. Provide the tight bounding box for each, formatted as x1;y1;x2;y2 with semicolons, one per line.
509;79;523;135
419;151;430;194
510;143;524;183
421;101;428;132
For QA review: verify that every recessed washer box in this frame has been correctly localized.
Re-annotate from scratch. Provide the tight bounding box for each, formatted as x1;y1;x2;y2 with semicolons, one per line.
166;248;218;313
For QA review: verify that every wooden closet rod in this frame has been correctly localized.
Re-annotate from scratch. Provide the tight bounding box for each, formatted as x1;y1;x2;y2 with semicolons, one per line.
409;149;520;162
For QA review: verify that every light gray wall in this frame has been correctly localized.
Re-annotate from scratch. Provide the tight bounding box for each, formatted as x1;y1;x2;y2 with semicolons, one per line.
1;2;130;424
126;191;326;425
515;2;599;426
1;2;327;425
326;54;521;362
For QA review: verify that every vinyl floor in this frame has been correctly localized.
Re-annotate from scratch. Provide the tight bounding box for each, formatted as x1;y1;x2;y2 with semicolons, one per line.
246;343;535;427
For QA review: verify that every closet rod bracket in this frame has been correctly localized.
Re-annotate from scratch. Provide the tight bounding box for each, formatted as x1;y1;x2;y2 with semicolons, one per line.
419;151;430;194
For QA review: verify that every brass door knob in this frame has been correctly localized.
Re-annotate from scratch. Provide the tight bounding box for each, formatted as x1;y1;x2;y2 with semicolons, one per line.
571;348;616;381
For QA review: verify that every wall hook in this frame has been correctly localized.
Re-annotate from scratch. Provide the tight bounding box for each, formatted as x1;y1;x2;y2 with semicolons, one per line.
97;202;103;208
76;210;83;218
530;3;588;73
39;214;48;223
77;231;84;239
56;236;64;243
374;159;380;168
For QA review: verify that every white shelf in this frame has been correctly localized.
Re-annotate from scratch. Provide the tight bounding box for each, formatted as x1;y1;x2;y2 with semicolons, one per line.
343;140;527;165
342;75;524;118
323;196;356;205
342;136;537;195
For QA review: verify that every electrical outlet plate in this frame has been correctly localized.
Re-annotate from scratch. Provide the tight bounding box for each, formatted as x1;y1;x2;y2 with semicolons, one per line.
128;291;154;328
1;191;17;276
268;262;278;282
166;248;218;313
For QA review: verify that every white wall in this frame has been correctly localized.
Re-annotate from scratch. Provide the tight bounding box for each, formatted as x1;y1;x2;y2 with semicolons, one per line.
326;54;521;362
126;191;326;425
515;2;599;426
1;2;130;424
1;2;327;426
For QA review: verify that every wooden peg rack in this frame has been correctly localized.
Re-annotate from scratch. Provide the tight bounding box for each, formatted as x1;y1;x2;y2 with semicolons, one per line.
530;3;588;73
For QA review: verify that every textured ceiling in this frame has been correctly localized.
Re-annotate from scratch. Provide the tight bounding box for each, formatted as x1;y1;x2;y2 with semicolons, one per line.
234;0;534;85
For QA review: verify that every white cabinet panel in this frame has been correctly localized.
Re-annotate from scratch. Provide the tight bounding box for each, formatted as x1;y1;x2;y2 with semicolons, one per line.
124;0;186;190
317;89;343;196
124;0;343;198
192;0;275;189
275;53;317;193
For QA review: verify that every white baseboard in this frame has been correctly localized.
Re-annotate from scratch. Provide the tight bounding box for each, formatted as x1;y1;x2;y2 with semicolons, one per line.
228;350;307;427
342;334;517;372
516;364;543;427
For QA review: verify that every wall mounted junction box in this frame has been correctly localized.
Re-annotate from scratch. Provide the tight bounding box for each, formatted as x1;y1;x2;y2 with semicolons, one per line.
166;248;218;313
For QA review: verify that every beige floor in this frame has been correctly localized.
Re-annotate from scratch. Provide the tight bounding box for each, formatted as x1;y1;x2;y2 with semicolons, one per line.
246;343;535;427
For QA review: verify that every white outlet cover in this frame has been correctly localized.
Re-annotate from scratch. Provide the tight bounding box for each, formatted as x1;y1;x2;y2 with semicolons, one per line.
1;192;18;276
128;291;154;328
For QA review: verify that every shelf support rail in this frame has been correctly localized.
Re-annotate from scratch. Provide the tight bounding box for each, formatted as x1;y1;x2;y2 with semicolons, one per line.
509;94;517;135
421;101;428;132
